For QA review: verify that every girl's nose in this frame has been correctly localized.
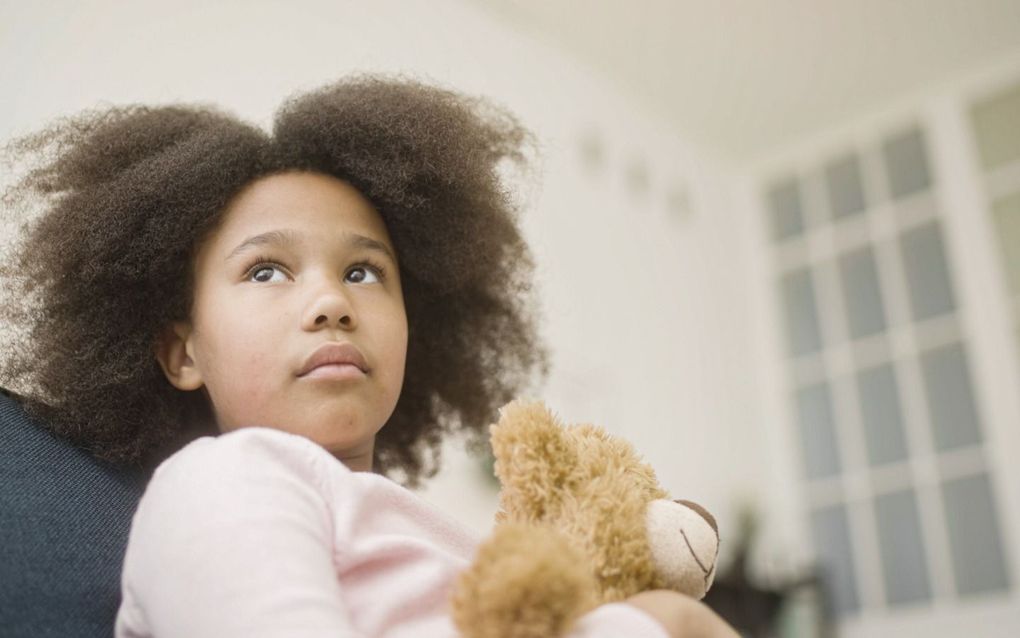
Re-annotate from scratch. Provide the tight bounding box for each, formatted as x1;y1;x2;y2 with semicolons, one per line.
301;283;357;331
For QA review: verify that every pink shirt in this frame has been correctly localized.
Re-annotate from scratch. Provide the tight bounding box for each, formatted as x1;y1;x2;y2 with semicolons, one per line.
115;427;668;638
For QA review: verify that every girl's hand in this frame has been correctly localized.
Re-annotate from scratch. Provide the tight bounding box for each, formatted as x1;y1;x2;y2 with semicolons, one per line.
624;590;740;638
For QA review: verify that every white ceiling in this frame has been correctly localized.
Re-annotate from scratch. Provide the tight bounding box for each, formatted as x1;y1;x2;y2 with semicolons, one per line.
473;0;1020;166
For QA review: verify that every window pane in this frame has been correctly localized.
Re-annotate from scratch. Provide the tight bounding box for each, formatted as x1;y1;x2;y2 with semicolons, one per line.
810;504;860;616
991;190;1020;295
839;247;887;339
942;474;1011;596
874;490;932;606
826;153;867;219
899;222;957;321
796;383;842;479
970;82;1020;171
920;343;982;451
856;364;908;466
767;178;806;242
883;128;932;199
780;268;823;356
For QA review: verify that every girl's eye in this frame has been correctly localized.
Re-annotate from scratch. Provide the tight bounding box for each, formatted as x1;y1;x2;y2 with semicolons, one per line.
248;264;288;283
243;257;384;285
345;265;383;284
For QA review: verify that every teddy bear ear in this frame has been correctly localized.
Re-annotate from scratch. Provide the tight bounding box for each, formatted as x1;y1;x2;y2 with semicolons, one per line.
493;400;563;435
489;400;580;488
489;400;542;438
496;399;547;420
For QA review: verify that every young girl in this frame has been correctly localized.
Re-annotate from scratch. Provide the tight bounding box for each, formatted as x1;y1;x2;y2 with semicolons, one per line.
0;76;736;638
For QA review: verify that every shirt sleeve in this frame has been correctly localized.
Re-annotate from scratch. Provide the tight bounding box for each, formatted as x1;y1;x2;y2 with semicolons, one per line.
115;427;363;638
565;602;671;638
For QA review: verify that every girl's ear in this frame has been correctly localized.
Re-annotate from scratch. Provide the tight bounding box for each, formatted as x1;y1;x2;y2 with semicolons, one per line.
154;321;204;391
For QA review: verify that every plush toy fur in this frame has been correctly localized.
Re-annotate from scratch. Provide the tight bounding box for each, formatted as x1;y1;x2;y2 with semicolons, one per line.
450;401;720;638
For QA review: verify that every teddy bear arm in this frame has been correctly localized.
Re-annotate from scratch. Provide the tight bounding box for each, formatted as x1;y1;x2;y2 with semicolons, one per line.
451;522;599;638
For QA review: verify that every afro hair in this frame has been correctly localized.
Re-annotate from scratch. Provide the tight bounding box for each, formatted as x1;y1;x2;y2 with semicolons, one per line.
0;76;547;486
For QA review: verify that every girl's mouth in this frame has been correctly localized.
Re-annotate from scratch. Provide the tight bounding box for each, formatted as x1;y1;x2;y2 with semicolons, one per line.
300;362;367;381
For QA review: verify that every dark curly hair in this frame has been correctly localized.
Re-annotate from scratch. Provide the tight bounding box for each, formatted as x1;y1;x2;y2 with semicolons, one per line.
0;76;547;486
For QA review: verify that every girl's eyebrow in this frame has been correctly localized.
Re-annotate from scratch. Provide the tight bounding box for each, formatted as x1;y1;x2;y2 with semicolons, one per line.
225;228;396;263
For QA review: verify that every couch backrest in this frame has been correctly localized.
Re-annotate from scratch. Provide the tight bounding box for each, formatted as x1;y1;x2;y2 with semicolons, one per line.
0;389;144;638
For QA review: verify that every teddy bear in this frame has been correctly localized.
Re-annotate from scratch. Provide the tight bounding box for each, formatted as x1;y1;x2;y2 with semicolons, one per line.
450;400;720;638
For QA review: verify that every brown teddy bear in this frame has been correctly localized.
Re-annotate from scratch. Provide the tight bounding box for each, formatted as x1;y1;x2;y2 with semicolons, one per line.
450;401;720;638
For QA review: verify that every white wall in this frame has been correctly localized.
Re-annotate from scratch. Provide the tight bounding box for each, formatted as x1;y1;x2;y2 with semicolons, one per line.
0;0;766;546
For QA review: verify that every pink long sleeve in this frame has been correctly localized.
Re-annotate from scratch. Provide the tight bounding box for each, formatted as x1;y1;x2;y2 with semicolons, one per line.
115;427;667;638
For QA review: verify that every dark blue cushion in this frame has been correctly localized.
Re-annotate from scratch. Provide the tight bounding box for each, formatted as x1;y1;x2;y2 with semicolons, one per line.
0;389;145;638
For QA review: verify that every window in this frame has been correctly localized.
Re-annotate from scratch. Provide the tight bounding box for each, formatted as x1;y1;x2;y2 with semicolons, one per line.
764;121;1012;624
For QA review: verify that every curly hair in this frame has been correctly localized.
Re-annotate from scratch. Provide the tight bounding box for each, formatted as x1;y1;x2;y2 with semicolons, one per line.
0;76;547;486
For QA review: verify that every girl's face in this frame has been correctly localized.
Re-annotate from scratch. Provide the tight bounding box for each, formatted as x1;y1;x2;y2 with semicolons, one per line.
155;171;408;471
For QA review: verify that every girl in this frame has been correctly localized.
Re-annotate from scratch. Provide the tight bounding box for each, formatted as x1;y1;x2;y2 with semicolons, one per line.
0;76;736;638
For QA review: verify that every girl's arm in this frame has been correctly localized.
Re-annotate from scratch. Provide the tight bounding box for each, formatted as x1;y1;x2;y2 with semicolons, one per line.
564;591;738;638
622;591;740;638
565;602;675;638
115;429;358;638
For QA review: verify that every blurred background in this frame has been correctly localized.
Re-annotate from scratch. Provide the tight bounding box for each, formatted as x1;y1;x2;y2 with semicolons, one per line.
2;1;1019;636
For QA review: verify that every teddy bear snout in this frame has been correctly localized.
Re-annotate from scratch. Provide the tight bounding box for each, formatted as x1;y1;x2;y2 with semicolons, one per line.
645;499;720;599
673;499;718;535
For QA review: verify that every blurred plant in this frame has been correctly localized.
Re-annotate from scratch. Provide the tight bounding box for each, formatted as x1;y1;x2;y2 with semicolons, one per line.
704;502;833;638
